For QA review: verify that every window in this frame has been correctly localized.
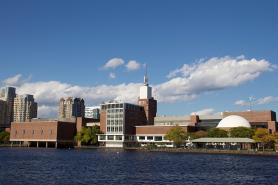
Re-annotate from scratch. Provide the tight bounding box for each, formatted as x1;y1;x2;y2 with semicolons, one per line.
107;135;114;140
32;130;34;135
99;135;106;140
147;136;153;140
23;130;25;134
139;136;145;140
116;135;122;140
155;136;163;141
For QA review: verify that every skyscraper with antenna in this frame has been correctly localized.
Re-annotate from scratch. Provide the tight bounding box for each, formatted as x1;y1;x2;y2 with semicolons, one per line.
138;64;157;124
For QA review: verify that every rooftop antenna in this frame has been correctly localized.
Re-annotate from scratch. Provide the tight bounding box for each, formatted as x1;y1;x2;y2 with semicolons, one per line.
144;64;149;85
248;96;255;111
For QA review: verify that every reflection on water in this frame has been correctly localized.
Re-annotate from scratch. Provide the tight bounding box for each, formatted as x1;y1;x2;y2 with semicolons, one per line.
0;148;277;185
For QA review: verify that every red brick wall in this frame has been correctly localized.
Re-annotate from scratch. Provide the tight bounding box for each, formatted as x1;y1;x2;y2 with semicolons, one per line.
135;126;194;135
138;98;157;125
10;121;58;141
125;109;147;135
223;111;275;122
100;111;106;133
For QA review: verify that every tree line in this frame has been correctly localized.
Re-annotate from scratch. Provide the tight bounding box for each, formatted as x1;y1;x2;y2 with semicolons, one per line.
165;126;278;151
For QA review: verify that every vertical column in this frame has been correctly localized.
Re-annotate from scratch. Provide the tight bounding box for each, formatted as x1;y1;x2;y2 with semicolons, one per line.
37;141;39;148
46;142;48;148
55;142;58;148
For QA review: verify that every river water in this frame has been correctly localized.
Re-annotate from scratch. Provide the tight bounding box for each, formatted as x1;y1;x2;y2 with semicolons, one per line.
0;147;277;185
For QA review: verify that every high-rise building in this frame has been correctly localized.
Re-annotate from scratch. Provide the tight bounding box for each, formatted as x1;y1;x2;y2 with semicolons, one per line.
59;97;85;119
13;94;38;122
85;106;100;119
0;87;16;127
0;100;8;128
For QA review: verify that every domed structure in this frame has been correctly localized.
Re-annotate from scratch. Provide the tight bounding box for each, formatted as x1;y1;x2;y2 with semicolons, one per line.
217;115;251;128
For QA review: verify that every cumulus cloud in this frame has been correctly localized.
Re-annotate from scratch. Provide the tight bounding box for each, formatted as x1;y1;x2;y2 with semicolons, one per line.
103;58;124;69
109;73;116;79
2;74;31;86
191;108;216;116
157;56;275;102
235;96;278;106
126;60;141;71
38;105;58;118
2;55;275;117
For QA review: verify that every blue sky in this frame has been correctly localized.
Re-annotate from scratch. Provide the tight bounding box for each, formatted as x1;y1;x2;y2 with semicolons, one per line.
0;0;278;117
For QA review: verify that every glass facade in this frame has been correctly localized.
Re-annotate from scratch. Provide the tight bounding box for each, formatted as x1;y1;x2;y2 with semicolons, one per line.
105;104;124;134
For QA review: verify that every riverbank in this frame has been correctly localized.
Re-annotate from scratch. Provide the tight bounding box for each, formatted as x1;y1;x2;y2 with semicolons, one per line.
3;144;278;156
76;145;278;156
124;147;278;156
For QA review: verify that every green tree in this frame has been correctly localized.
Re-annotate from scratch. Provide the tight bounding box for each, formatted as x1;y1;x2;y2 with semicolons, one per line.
207;128;228;138
75;126;101;145
230;127;254;138
0;131;10;144
192;130;208;139
165;125;187;147
253;128;275;151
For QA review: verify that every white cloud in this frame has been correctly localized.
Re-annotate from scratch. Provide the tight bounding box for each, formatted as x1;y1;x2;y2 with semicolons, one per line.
235;100;250;106
191;108;216;116
8;80;141;117
157;56;275;102
38;105;58;118
109;73;116;79
126;60;141;71
103;58;124;69
2;74;31;86
235;96;278;106
2;56;275;117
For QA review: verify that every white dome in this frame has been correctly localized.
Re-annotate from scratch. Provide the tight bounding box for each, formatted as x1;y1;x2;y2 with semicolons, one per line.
217;115;251;128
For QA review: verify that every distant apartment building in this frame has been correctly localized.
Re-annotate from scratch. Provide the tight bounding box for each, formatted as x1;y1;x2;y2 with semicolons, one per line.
13;94;38;122
59;97;85;119
85;106;100;119
0;87;16;127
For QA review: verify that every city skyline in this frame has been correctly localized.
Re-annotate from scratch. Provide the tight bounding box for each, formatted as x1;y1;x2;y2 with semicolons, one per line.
1;1;278;118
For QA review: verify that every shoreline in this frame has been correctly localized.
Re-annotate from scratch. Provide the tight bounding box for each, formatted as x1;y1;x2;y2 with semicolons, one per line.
2;144;278;156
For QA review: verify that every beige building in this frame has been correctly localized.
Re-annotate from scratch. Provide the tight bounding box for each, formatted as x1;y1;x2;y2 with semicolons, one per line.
13;94;37;122
59;97;85;119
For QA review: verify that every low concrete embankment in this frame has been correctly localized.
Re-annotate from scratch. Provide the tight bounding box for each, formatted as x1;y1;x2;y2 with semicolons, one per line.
124;147;278;156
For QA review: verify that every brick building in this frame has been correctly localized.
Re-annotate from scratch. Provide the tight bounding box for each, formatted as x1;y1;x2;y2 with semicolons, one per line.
10;119;76;148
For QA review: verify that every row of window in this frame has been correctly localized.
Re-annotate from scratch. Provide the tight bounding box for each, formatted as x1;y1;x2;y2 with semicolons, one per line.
107;114;124;119
98;135;164;142
107;126;123;132
101;104;124;110
14;129;53;135
107;119;123;126
99;135;123;141
138;136;163;141
107;109;123;113
101;103;143;111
